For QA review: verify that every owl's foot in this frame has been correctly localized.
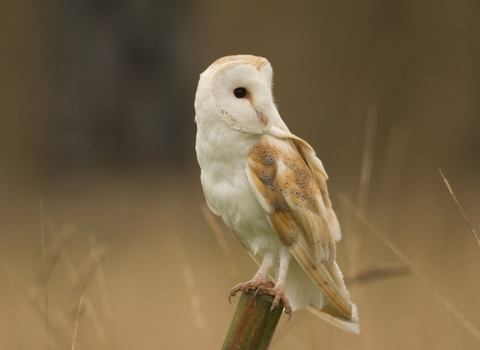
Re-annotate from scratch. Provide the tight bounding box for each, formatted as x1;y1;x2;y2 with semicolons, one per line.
228;279;274;305
228;280;292;320
254;284;292;320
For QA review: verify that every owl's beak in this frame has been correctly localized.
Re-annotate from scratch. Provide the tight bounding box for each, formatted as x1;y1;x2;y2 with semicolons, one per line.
246;92;269;127
256;110;269;126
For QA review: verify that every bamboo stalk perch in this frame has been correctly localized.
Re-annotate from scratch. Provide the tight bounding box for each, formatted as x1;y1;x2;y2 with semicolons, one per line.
222;289;284;350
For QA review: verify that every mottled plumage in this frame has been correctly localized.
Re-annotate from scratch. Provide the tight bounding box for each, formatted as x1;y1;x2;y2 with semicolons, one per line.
195;55;359;333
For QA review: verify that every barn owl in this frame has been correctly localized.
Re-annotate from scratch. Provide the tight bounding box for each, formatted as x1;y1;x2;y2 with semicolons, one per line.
195;55;359;334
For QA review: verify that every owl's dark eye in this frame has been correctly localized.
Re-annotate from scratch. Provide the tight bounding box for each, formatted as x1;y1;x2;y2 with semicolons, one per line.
233;87;247;98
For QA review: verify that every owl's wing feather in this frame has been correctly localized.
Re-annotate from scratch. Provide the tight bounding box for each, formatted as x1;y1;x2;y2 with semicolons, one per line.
270;125;342;241
245;126;356;326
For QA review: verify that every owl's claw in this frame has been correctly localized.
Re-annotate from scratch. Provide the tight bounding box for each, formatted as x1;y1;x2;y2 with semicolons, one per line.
227;293;237;307
260;286;292;321
253;286;264;299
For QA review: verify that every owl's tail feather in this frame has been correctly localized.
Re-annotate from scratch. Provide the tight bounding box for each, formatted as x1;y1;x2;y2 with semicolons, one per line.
290;237;360;334
307;303;360;334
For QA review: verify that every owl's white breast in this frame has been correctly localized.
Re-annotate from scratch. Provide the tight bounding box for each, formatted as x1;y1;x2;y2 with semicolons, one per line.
196;111;283;256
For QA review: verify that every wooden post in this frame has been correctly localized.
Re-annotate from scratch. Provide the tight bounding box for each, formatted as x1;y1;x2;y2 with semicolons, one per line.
221;289;283;350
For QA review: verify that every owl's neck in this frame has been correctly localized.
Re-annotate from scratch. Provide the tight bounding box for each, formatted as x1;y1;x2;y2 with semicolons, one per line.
196;113;262;171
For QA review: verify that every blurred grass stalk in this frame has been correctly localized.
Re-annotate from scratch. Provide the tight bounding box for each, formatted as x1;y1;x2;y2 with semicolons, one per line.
222;290;283;350
439;169;480;248
348;104;376;299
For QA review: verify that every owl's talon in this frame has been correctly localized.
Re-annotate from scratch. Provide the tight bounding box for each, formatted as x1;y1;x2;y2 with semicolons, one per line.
227;292;237;307
263;287;292;321
253;285;266;306
253;286;264;298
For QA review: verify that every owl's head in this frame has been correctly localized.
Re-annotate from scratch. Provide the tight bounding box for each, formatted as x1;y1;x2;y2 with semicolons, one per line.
195;55;281;134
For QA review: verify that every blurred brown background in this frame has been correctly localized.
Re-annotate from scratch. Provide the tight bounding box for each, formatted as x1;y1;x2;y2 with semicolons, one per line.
1;1;479;349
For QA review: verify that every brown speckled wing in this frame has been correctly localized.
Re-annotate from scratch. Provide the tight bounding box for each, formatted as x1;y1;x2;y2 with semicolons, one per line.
245;132;353;320
246;134;336;264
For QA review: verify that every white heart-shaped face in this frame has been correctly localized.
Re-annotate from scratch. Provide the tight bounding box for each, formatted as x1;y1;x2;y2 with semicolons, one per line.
196;55;276;134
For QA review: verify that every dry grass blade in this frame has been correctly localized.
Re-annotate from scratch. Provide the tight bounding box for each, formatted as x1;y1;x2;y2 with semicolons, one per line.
439;169;480;248
36;224;77;287
344;262;411;285
94;263;122;348
62;240;113;349
72;243;110;294
0;255;67;349
348;104;377;297
183;261;209;340
357;104;377;214
376;120;411;231
201;205;240;283
339;195;480;342
82;297;110;349
72;240;96;350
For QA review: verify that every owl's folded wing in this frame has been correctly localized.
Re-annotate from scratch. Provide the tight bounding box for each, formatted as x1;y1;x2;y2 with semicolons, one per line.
245;126;355;323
